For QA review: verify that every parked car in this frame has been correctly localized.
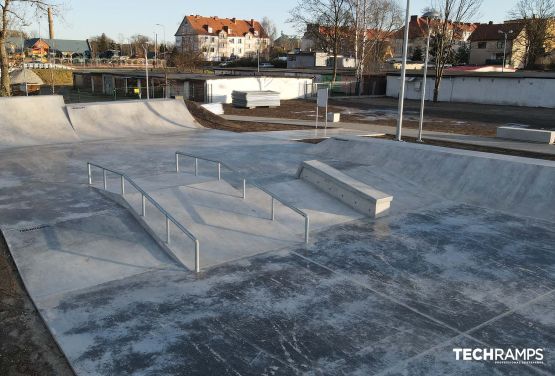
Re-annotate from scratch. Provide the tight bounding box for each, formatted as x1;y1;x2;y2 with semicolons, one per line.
219;61;232;67
259;62;274;68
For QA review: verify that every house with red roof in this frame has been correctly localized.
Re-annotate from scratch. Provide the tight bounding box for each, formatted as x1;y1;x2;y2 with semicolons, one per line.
392;15;477;60
468;21;527;68
175;15;270;62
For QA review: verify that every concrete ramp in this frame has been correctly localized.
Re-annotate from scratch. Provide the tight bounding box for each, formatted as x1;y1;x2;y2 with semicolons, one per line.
0;95;78;149
67;99;200;141
309;137;555;222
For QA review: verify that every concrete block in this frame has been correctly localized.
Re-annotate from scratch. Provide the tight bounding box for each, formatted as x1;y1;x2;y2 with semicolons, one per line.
496;126;555;144
327;112;341;122
297;160;393;218
201;103;224;115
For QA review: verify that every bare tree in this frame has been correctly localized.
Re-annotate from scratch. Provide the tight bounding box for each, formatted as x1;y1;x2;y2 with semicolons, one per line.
261;16;278;42
170;38;203;72
510;0;555;68
429;0;482;102
349;0;402;90
0;0;55;96
289;0;352;81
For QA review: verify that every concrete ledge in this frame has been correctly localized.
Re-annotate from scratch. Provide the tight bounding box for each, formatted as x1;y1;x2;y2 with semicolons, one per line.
297;160;393;217
496;126;555;144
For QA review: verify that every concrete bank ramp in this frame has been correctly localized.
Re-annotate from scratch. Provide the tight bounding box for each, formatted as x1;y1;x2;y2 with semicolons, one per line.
0;95;78;149
309;137;555;223
67;99;200;141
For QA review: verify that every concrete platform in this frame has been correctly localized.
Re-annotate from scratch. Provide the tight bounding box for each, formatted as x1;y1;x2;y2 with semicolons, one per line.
497;126;555;144
0;122;553;375
297;160;393;217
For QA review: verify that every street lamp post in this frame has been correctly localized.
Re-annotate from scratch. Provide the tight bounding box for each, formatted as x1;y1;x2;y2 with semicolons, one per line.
156;23;168;97
143;44;150;100
498;29;513;72
396;0;411;141
417;10;440;143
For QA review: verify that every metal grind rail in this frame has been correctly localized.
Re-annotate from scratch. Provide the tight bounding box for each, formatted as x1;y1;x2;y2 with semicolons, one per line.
174;152;310;243
87;162;201;273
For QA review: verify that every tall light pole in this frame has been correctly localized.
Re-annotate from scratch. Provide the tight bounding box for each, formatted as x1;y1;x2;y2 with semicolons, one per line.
156;24;166;58
498;29;513;72
396;0;411;141
156;23;168;97
143;44;150;100
417;10;440;143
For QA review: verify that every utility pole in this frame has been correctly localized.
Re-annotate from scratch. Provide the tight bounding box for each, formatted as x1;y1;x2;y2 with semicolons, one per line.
498;29;513;72
396;0;411;141
143;44;150;100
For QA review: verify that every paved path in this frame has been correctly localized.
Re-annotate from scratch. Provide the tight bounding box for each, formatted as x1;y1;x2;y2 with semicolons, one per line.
223;115;555;156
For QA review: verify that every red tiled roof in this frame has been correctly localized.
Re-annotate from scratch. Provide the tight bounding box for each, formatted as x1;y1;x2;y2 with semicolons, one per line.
394;15;477;39
184;15;268;38
469;22;524;42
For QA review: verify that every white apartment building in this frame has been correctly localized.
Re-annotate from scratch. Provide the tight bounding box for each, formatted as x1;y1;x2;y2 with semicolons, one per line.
175;15;270;61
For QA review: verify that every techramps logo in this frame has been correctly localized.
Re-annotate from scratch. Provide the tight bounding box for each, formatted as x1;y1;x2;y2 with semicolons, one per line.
453;348;545;365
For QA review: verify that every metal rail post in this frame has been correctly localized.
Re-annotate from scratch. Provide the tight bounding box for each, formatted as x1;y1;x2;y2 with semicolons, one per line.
120;176;125;195
194;158;198;176
141;195;146;216
242;179;246;200
271;197;275;221
87;163;92;185
304;216;310;244
103;169;107;190
175;153;179;172
194;240;200;273
166;216;170;244
217;163;221;181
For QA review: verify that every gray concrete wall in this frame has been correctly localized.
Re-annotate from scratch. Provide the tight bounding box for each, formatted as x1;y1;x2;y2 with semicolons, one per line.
386;75;555;108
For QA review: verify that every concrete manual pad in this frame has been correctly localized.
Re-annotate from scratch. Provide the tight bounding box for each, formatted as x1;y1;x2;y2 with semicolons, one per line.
118;172;364;270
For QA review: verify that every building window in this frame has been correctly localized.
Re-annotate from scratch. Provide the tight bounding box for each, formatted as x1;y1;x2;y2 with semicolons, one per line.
238;38;242;44
477;42;487;49
210;47;214;52
230;38;234;44
211;37;215;42
496;40;504;49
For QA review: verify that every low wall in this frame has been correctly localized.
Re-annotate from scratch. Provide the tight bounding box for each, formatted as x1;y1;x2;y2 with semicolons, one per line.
386;74;555;108
205;77;313;104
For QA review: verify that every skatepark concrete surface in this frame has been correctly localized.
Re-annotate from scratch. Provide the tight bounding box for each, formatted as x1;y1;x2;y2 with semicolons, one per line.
0;96;554;375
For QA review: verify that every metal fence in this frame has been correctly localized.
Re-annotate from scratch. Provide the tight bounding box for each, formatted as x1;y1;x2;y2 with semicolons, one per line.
305;81;360;98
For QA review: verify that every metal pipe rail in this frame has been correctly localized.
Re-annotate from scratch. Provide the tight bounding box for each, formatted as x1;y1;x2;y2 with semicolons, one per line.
175;152;310;243
87;162;201;272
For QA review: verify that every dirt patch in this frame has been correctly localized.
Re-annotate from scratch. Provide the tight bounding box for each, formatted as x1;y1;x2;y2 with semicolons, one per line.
33;70;73;86
0;233;74;376
223;99;500;137
370;134;555;161
185;101;312;132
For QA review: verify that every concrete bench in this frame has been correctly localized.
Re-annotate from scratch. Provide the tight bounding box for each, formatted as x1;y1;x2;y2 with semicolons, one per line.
297;160;393;218
496;126;555;144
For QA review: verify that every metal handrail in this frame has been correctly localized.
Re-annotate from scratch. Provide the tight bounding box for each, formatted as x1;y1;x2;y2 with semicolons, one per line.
87;162;201;272
175;152;310;243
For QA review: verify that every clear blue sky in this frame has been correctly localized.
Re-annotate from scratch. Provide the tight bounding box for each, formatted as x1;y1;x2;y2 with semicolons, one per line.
36;0;516;42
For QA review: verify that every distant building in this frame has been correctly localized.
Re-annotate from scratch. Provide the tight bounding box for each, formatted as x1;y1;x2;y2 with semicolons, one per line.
287;51;328;69
301;23;394;62
392;15;477;59
24;38;91;62
175;15;270;61
468;21;526;68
